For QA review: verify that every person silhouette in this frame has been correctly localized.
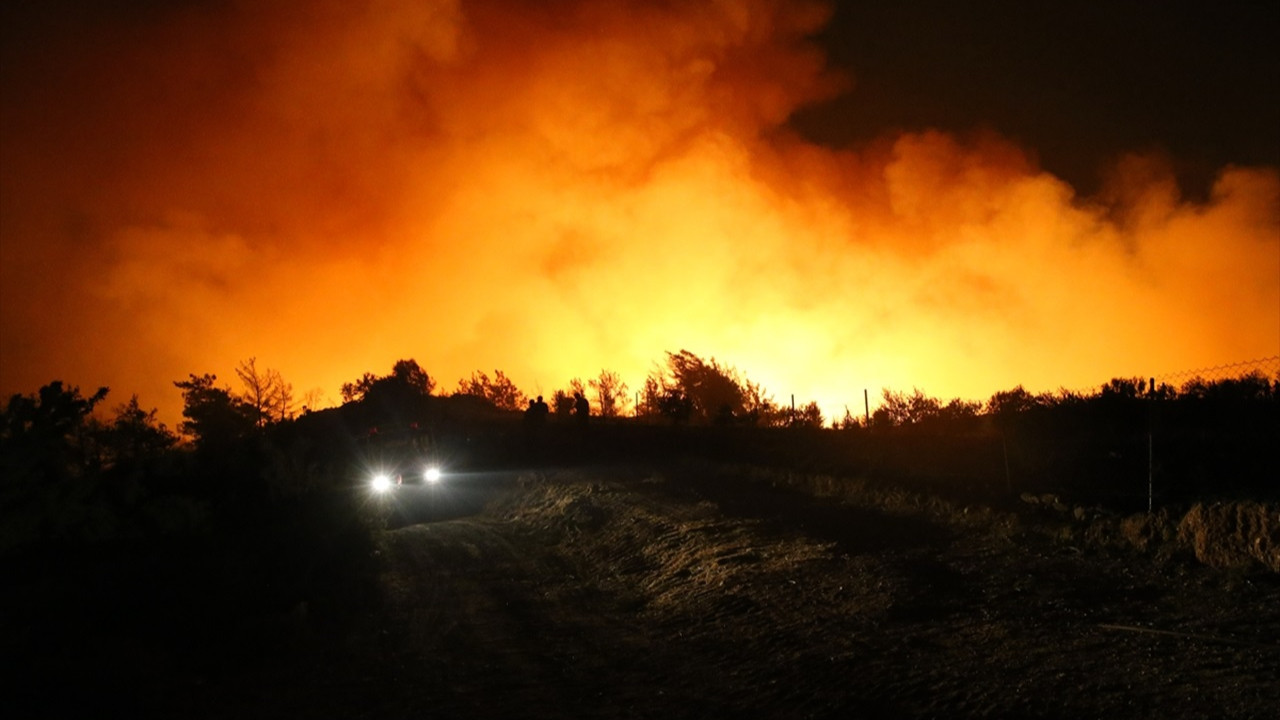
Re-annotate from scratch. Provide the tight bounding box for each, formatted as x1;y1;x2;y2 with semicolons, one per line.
523;396;550;459
573;391;590;424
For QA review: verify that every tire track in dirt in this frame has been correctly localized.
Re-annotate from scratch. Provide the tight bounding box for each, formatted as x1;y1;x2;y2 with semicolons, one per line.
376;516;726;718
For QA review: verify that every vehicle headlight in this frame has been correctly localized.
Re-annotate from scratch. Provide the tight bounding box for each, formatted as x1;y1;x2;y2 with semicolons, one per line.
423;466;442;484
371;474;393;493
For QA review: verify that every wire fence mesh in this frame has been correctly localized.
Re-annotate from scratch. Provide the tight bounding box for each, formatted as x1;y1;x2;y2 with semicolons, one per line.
1149;354;1280;389
1067;355;1280;397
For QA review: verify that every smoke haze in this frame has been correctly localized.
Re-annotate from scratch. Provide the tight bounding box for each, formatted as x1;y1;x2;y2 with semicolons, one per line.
3;0;1277;424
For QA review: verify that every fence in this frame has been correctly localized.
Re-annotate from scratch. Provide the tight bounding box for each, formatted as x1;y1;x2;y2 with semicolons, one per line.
1148;354;1280;389
1057;355;1278;399
815;356;1280;511
1020;356;1278;511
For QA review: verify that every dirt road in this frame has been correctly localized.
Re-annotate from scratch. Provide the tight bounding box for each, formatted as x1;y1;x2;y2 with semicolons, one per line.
353;466;1279;719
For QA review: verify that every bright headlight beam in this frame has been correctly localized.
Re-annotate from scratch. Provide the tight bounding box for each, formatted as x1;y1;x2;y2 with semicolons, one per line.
424;466;442;484
371;474;393;493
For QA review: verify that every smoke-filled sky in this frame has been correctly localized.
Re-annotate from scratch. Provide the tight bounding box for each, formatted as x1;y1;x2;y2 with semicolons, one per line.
3;0;1278;425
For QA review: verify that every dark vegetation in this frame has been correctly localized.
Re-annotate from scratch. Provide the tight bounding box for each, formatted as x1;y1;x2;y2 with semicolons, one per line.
2;351;1277;715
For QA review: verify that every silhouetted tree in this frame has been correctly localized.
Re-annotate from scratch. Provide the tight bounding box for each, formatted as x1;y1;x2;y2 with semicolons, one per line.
0;382;114;550
655;386;693;423
340;359;434;405
1100;377;1146;400
455;369;526;411
299;387;329;413
588;370;629;418
665;350;744;423
1;381;109;483
641;350;778;425
552;389;575;419
936;397;983;423
339;359;437;432
340;373;380;404
790;400;824;428
88;396;180;524
1180;371;1275;402
637;376;661;419
101;395;176;467
173;374;257;451
635;351;788;425
235;357;294;426
1049;388;1091;407
391;359;434;395
734;378;782;426
875;388;941;426
550;379;586;419
985;385;1047;416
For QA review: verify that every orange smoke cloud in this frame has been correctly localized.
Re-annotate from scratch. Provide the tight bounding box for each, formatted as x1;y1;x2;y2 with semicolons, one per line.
2;0;1277;426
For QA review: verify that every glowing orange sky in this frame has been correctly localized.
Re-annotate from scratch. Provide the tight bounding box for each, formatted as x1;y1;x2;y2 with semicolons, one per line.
2;0;1277;426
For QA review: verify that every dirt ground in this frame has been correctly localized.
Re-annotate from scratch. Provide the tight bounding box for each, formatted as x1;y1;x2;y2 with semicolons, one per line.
40;463;1280;719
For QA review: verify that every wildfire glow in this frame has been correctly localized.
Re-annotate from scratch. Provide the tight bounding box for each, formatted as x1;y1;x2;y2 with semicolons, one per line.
1;0;1277;425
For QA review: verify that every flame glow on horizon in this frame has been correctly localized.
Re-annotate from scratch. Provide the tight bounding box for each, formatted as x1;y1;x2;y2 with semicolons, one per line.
2;0;1277;425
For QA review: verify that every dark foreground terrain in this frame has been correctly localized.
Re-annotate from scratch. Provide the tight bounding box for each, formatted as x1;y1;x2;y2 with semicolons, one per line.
13;465;1280;719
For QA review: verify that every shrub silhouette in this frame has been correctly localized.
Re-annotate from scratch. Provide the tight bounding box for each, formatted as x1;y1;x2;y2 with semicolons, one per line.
455;368;526;412
640;350;778;425
174;373;257;452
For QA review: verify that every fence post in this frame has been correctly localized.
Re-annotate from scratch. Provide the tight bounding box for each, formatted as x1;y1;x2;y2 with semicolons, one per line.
1002;434;1012;493
1147;388;1157;513
1152;427;1162;512
864;388;869;425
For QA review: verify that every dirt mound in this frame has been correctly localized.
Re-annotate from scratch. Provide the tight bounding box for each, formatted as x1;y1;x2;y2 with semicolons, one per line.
1178;502;1280;572
495;471;867;619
